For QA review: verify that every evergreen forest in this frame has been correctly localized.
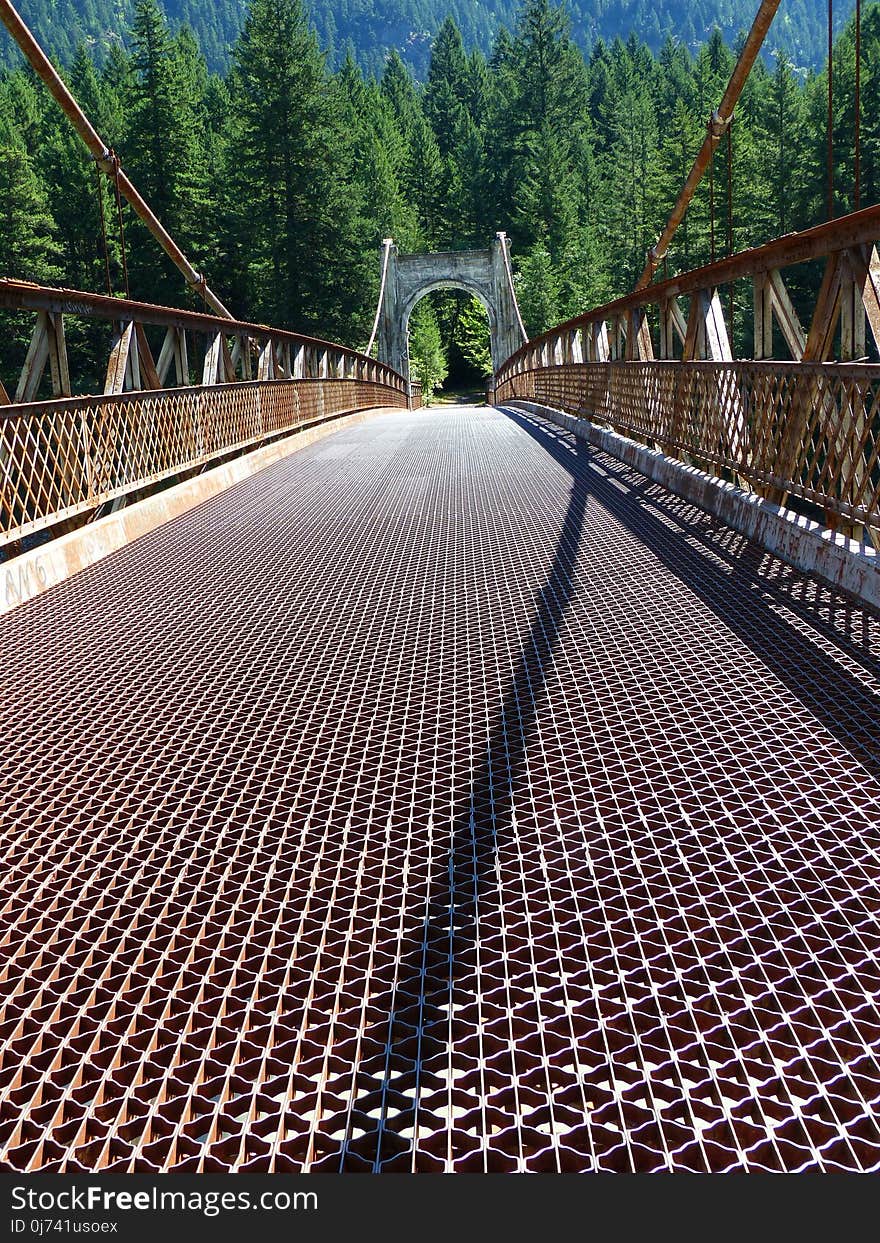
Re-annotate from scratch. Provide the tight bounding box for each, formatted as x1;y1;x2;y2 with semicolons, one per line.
0;0;860;76
0;0;877;396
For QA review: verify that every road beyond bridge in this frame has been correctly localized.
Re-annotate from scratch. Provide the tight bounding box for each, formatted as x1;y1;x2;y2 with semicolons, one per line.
2;405;879;1173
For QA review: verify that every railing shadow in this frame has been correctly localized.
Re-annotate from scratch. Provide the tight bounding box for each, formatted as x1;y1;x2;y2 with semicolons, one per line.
317;403;880;1174
503;406;880;777
318;433;593;1172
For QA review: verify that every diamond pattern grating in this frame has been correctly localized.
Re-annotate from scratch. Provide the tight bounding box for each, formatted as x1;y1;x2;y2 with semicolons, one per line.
2;405;880;1174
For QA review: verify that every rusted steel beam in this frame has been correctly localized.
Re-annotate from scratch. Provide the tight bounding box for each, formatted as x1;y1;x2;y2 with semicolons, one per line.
660;204;880;296
0;279;402;386
0;0;233;318
498;205;880;374
636;0;783;288
494;358;880;533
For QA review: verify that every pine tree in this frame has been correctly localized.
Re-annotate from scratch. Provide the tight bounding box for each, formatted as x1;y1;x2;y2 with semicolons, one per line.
0;125;60;383
465;49;492;121
127;0;181;223
0;0;865;377
227;0;369;340
39;84;111;293
595;38;664;289
455;295;493;377
380;50;420;129
0;126;59;283
513;121;580;261
516;243;560;335
456;119;489;246
339;54;419;253
424;18;470;156
514;0;583;132
657;97;701;271
757;55;810;236
404;111;444;245
408;298;447;399
858;6;880;208
124;0;210;302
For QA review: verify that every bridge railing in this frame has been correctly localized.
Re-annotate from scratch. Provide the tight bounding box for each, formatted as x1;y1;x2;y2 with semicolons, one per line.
493;205;880;538
0;281;410;549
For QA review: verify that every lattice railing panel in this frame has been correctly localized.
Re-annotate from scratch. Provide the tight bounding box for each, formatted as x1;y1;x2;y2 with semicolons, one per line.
496;362;880;530
0;378;406;547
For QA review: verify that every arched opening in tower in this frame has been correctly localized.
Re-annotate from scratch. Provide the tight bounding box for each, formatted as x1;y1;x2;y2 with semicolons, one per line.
407;290;491;403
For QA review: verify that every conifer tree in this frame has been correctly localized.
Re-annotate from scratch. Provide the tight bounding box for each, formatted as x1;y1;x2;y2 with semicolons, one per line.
0;125;60;378
40;90;109;292
513;121;580;260
454;295;493;377
404;111;444;245
424;18;471;155
757;55;809;236
124;0;210;302
227;0;368;340
0;0;874;373
408;298;447;399
456;119;489;246
339;54;419;252
380;50;420;129
128;0;182;224
516;242;560;334
0;126;59;283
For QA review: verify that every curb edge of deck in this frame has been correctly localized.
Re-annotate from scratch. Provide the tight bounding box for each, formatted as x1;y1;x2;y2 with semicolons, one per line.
502;399;880;613
1;405;397;618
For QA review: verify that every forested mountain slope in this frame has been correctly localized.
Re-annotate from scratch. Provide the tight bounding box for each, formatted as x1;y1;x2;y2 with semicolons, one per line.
0;0;857;75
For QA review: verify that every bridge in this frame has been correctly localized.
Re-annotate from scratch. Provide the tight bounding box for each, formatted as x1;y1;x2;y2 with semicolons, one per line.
1;0;880;1178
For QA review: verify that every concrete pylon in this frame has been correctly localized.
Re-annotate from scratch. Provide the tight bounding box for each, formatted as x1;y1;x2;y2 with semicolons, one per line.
376;233;526;382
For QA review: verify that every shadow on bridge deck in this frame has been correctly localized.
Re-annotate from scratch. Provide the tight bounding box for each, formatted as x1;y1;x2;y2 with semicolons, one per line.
504;408;880;776
324;406;880;1173
327;432;593;1172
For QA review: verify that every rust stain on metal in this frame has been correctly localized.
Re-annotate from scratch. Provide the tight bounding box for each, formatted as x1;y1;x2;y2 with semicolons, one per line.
0;381;407;549
1;406;880;1174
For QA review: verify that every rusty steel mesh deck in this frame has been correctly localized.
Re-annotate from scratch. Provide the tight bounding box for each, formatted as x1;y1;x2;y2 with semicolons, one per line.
2;405;880;1174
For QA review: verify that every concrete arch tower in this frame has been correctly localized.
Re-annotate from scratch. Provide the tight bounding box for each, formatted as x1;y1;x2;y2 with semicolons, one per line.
376;233;526;382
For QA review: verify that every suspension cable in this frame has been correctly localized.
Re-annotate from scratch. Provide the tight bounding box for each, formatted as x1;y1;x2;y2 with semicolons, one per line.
709;148;716;265
366;238;393;358
726;124;734;258
727;120;734;342
0;0;233;317
636;0;782;288
498;232;529;345
828;0;834;219
111;153;130;300
93;160;113;297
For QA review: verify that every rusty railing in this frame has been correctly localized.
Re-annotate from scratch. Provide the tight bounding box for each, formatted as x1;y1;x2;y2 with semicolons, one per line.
494;206;880;537
0;280;410;549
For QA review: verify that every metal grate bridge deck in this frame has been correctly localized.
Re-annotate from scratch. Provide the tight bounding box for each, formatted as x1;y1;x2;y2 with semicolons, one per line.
2;405;880;1173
